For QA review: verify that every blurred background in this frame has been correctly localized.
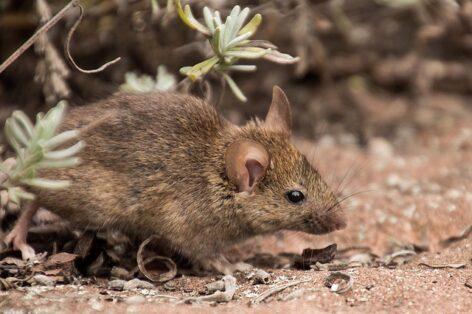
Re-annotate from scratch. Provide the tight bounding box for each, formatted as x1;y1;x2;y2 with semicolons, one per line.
0;0;471;258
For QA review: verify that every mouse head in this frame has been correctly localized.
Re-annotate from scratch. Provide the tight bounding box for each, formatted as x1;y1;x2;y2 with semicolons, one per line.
225;86;346;236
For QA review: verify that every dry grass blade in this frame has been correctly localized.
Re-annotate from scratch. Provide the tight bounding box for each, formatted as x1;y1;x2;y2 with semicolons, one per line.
137;235;177;283
324;272;352;294
250;279;310;304
65;4;121;74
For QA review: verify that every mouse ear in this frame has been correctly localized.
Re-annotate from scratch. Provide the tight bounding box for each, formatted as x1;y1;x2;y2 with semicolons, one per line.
225;140;270;193
264;86;292;135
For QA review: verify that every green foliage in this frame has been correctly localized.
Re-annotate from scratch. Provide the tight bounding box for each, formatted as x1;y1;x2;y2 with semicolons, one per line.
120;65;177;93
0;102;84;207
174;0;299;102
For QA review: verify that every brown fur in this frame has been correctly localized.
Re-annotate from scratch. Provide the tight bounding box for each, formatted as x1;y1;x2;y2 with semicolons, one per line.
35;90;346;266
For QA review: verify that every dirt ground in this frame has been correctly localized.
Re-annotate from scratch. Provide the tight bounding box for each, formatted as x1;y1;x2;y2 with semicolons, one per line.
1;1;471;312
1;116;470;313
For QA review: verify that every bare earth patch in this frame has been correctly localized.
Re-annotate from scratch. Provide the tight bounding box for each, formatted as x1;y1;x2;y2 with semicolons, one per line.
1;122;471;313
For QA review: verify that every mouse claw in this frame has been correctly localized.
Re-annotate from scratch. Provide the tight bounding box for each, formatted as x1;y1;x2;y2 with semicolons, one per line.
3;202;39;260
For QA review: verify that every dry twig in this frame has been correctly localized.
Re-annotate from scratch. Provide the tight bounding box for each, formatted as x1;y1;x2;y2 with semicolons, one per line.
250;279;310;304
65;4;121;74
0;0;80;74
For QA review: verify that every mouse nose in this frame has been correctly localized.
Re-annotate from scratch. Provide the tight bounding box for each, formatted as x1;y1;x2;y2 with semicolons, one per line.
324;208;347;231
312;205;347;234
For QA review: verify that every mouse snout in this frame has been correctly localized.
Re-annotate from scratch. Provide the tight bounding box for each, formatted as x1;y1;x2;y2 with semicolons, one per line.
309;205;347;235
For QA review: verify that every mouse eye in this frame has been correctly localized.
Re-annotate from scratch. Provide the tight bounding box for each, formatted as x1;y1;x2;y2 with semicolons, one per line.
286;190;305;204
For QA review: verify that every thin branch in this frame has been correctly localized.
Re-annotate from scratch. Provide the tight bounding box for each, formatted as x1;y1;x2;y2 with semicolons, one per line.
0;0;80;74
250;279;310;304
65;4;121;74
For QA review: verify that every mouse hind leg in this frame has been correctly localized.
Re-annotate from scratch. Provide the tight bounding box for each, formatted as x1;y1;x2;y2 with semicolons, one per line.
3;201;39;260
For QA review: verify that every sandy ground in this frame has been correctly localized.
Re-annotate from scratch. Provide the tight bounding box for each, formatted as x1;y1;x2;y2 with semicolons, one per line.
1;121;471;313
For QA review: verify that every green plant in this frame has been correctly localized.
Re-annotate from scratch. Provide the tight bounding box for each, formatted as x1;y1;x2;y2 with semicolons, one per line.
174;0;299;102
120;65;177;93
0;101;84;208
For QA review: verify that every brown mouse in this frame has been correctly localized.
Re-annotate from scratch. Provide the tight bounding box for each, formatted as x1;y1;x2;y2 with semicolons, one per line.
4;86;346;274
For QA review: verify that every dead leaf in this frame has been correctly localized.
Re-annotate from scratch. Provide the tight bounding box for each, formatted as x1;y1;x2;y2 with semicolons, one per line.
0;257;27;268
137;235;177;283
465;277;472;289
419;262;466;269
294;244;337;269
45;252;77;267
440;225;472;247
44;268;63;276
324;272;352;294
383;250;417;267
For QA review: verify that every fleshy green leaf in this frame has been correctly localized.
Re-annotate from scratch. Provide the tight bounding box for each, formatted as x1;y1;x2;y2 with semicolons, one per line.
223;73;247;102
263;50;300;64
238;13;262;36
21;178;71;190
225;47;269;59
181;57;219;81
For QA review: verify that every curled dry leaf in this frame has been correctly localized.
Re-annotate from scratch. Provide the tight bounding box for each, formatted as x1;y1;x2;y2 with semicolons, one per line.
45;252;77;267
383;250;417;267
418;262;466;269
294;243;337;269
137;235;177;283
324;272;352;294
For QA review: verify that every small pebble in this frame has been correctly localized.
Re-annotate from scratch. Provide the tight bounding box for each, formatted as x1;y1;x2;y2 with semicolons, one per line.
124;278;154;290
108;279;126;291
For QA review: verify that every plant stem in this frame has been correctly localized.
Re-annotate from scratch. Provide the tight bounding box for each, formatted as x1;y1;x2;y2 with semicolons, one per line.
0;0;80;74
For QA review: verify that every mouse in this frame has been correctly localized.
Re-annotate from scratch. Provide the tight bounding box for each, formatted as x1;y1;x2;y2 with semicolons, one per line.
3;86;346;274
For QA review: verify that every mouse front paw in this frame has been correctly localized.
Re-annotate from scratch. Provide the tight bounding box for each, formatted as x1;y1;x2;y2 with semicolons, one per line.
3;224;36;260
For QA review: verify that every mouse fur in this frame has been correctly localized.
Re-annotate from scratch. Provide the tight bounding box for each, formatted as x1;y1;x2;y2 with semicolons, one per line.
34;87;346;273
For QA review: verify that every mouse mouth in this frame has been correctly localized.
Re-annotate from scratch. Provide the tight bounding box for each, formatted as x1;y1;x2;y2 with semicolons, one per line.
302;212;347;235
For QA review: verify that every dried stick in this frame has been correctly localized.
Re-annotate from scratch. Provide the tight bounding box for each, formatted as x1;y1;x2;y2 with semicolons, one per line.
250;279;310;304
0;0;80;74
65;4;121;73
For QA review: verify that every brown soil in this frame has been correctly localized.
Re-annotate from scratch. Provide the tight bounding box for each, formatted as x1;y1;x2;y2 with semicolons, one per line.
1;118;471;314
